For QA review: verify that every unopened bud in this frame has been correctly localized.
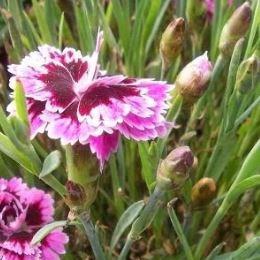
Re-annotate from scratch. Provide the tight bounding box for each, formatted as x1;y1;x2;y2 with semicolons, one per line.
191;177;217;208
160;18;185;69
219;2;251;57
186;0;206;33
176;52;213;104
236;55;260;93
157;146;194;189
66;180;87;207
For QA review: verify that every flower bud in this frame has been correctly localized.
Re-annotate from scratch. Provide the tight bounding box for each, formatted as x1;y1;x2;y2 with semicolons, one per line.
236;54;260;94
66;180;87;207
219;2;251;57
157;146;194;189
191;177;217;208
160;18;185;69
175;52;213;104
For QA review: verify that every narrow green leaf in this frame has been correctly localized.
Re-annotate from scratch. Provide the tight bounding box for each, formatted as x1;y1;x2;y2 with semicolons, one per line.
97;1;119;53
229;176;260;202
110;200;145;250
1;8;24;59
14;81;29;126
213;237;260;260
31;220;67;245
245;0;260;58
39;150;62;178
7;0;23;31
32;0;52;44
74;0;93;53
58;12;64;50
22;11;43;46
44;0;58;45
0;133;33;172
233;139;260;185
0;106;19;145
145;0;172;57
138;142;156;191
205;243;226;260
111;0;130;53
235;96;260;128
0;153;13;177
168;203;194;260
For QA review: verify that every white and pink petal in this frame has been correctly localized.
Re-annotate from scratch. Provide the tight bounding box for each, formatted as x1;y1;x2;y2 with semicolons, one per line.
88;131;120;170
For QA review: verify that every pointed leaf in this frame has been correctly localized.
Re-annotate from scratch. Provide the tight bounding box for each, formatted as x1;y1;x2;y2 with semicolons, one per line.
31;220;67;245
213;237;260;260
110;200;145;250
39;150;62;178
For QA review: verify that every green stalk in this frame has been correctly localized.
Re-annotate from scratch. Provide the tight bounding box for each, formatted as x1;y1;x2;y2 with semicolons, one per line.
156;93;183;159
204;39;244;180
244;0;260;58
79;212;106;260
109;156;125;216
119;186;164;259
168;201;194;260
65;145;99;208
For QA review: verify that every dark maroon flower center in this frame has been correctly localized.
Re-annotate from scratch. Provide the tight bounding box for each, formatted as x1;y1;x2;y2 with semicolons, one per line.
0;194;23;225
78;83;140;116
2;205;18;226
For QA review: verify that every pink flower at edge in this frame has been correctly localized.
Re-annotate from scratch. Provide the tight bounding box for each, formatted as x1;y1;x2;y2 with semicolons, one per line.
204;0;234;20
8;31;171;170
0;177;69;260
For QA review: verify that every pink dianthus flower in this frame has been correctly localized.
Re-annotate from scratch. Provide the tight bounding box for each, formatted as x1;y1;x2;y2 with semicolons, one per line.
0;177;68;259
8;32;171;169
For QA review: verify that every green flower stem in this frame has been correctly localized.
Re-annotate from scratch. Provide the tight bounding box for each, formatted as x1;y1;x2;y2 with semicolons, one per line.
244;0;260;58
195;199;230;259
79;211;106;260
156;93;183;158
109;156;125;217
204;39;244;180
119;185;165;260
250;212;260;232
238;107;260;156
65;145;99;208
204;131;236;181
168;200;194;260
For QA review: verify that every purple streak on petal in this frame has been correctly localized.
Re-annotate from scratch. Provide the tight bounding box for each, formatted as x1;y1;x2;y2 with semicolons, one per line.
1;232;36;255
44;102;84;145
40;229;69;259
38;45;88;82
0;178;68;259
88;131;120;170
27;99;47;139
78;81;139;120
23;188;54;226
60;48;88;82
38;62;77;112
